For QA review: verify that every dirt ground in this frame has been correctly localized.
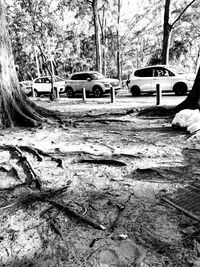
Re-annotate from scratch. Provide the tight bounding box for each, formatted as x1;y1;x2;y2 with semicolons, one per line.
1;96;200;267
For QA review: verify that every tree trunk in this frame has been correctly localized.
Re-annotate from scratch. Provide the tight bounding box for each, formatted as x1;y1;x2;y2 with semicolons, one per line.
92;0;102;72
0;1;56;128
175;66;200;112
117;0;121;80
161;0;172;65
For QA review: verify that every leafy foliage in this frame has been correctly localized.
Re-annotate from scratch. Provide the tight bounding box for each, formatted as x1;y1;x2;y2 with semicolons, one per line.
5;0;200;81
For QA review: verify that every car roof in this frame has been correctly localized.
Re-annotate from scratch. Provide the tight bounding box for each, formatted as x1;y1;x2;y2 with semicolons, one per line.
70;71;100;75
33;75;63;81
135;65;169;70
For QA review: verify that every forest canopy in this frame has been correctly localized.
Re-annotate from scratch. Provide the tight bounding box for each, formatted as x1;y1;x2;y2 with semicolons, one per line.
5;0;200;81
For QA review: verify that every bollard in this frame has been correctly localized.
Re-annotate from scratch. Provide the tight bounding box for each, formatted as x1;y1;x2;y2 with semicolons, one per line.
156;84;161;105
55;87;60;100
110;86;115;103
82;87;86;101
32;87;36;98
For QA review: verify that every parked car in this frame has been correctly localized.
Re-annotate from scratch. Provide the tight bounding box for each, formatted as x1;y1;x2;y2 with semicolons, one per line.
65;71;121;98
32;76;66;97
127;65;195;96
19;80;32;96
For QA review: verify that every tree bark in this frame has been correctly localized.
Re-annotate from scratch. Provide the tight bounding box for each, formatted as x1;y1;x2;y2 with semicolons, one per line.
0;1;57;128
92;0;102;72
161;0;171;64
175;66;200;112
117;0;121;80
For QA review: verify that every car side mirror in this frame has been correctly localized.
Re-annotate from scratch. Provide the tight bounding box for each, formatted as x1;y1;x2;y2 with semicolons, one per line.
87;78;91;81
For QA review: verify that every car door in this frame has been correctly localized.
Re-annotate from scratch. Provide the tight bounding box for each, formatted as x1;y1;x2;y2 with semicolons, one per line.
134;67;153;93
82;73;93;93
152;67;173;92
70;74;85;92
42;77;51;93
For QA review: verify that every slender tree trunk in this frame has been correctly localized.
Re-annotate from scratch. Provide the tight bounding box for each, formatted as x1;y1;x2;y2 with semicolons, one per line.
0;1;57;128
101;8;107;76
117;0;121;80
161;0;172;64
92;0;102;72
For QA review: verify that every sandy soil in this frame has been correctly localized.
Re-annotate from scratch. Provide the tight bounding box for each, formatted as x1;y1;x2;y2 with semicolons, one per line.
0;96;200;267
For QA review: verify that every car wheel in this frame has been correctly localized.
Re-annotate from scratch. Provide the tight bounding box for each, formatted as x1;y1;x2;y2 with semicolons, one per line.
173;83;187;96
93;86;103;98
131;86;141;96
65;87;74;98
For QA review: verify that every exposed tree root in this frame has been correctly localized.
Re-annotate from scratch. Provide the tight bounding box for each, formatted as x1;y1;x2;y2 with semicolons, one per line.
0;145;41;189
34;147;63;167
78;158;127;167
75;118;134;124
19;146;43;161
137;106;176;117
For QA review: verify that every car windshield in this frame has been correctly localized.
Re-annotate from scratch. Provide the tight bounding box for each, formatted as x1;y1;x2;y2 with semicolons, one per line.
91;72;106;80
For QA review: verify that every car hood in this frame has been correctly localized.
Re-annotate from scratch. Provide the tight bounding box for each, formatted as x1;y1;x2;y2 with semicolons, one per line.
96;78;120;85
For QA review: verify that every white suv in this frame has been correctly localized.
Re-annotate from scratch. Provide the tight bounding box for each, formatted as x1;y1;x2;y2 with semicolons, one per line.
127;65;195;96
65;71;121;98
32;76;66;97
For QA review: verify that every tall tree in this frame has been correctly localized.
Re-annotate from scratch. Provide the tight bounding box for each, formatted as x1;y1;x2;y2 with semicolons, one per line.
116;0;121;80
91;0;102;72
161;0;196;64
0;0;55;128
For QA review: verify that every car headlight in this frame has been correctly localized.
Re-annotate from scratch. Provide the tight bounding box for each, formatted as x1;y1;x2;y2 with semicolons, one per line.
102;83;110;88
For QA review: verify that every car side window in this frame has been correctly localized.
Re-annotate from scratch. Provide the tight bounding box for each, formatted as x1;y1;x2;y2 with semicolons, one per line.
153;67;174;77
135;68;153;77
71;74;79;80
154;68;164;77
43;78;51;83
35;78;41;83
83;74;92;80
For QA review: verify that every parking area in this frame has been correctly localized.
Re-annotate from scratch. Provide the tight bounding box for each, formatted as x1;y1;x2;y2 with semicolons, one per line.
33;88;187;113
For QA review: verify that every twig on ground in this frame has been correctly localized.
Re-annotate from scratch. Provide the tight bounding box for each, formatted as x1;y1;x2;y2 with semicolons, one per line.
49;200;106;230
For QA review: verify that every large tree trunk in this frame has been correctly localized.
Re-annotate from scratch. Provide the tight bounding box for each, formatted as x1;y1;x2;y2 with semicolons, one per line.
175;66;200;112
0;1;55;128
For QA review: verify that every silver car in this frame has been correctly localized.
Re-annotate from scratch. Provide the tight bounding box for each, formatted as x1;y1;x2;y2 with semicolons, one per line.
65;71;121;98
127;65;195;96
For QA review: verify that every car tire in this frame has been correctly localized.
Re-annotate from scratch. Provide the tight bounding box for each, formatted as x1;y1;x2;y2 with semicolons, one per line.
131;86;141;97
65;87;74;98
173;83;188;96
93;86;103;98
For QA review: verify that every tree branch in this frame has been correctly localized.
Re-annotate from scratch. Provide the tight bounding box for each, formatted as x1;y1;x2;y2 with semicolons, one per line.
171;0;196;29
